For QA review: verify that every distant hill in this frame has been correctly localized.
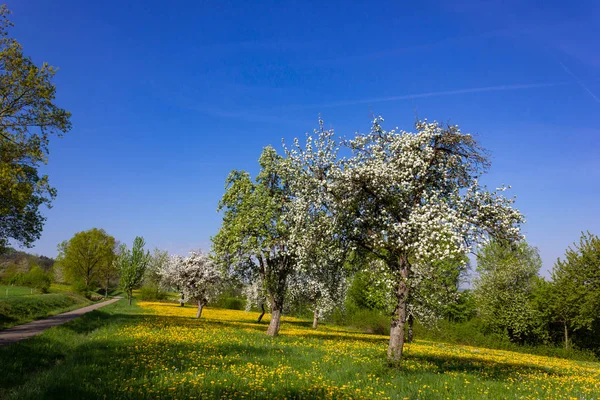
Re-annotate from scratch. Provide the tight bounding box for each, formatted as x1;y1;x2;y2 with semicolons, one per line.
0;248;55;278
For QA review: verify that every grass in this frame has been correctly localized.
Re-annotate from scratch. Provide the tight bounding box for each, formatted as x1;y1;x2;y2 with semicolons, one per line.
0;284;92;329
0;285;40;297
1;300;599;399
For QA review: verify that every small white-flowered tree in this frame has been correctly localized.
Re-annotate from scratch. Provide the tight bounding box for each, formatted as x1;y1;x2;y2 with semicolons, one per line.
288;266;348;329
243;278;270;322
161;251;222;318
285;117;524;361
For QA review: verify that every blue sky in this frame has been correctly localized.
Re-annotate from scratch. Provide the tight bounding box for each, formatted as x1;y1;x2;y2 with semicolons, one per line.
9;0;600;276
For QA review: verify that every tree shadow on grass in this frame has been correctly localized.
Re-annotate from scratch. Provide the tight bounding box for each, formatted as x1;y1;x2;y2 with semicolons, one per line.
398;351;567;382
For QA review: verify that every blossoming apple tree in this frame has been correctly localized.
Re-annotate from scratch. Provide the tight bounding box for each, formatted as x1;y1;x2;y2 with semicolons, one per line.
160;251;222;318
285;117;524;361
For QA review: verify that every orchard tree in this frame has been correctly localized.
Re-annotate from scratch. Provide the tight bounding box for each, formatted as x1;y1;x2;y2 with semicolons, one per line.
350;254;467;343
160;254;187;306
286;117;523;361
161;251;222;318
56;228;116;290
288;267;348;329
243;278;269;322
0;6;71;251
145;248;169;298
474;241;543;344
97;240;119;298
213;147;295;336
117;236;151;305
549;232;600;349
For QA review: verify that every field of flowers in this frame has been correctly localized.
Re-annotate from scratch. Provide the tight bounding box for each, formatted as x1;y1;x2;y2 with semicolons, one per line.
1;299;599;399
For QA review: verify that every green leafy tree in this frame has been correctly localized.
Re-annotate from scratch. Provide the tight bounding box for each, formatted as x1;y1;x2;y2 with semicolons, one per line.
144;248;169;295
97;240;120;298
56;228;116;291
445;289;477;323
0;6;71;251
213;147;294;336
117;236;151;305
549;232;600;350
474;241;544;344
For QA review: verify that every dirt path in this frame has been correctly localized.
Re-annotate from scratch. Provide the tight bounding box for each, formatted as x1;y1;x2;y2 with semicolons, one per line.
0;297;122;347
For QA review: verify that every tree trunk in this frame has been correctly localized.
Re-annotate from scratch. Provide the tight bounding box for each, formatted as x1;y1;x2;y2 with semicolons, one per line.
407;314;414;343
267;304;282;336
180;292;185;307
388;256;410;362
257;303;266;323
128;292;132;306
196;300;204;318
564;321;569;350
312;308;319;329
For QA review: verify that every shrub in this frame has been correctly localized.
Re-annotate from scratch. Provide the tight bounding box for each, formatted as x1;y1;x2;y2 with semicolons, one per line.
71;280;88;295
343;308;391;335
87;293;104;301
2;265;52;292
22;266;52;293
214;296;246;310
139;285;169;301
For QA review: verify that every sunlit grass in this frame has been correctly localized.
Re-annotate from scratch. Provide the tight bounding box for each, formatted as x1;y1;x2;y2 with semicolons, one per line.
1;299;599;399
0;285;40;297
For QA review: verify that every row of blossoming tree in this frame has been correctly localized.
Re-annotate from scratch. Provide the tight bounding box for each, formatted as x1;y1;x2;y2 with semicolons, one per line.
211;117;524;362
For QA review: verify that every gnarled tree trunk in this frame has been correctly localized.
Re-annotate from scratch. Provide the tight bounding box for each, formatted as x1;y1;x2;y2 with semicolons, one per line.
407;314;414;343
257;303;266;323
196;300;204;318
312;308;319;329
388;256;410;361
267;306;282;336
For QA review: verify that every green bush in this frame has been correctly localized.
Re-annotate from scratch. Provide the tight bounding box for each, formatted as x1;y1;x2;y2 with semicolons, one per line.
214;296;246;310
139;285;169;301
415;318;597;362
23;266;52;293
335;307;391;335
71;280;88;295
2;265;52;293
88;293;104;301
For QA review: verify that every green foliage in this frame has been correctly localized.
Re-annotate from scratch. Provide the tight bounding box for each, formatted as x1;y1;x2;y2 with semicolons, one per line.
444;290;477;323
139;285;169;301
21;265;51;292
145;248;168;288
548;232;600;351
345;308;391;335
1;265;52;293
416;318;597;362
0;6;71;251
213;147;294;334
213;296;246;310
117;236;150;304
474;241;545;344
346;270;388;311
0;247;54;280
56;228;116;290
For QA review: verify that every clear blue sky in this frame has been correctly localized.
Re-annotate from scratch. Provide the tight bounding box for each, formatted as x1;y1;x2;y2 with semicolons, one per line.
9;0;600;276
